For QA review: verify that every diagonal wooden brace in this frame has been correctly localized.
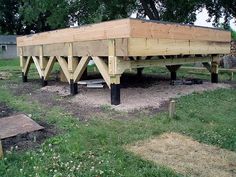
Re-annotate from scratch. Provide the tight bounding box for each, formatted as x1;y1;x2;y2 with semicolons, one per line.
44;56;56;80
73;56;90;82
92;57;111;88
32;56;43;78
56;56;71;83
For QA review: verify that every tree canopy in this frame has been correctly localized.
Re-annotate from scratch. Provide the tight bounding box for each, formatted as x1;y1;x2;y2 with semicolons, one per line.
0;0;235;35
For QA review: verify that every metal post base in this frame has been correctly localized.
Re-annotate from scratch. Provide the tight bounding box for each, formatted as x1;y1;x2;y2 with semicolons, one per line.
111;84;120;105
171;71;177;80
22;72;27;82
211;73;218;83
70;79;78;95
41;76;48;87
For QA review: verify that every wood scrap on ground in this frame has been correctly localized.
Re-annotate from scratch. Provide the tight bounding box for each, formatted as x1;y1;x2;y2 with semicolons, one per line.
0;114;44;139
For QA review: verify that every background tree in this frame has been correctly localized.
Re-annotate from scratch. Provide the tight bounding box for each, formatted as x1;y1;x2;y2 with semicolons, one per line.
20;0;70;33
69;0;136;25
137;0;202;24
0;0;236;35
0;0;23;34
204;0;236;29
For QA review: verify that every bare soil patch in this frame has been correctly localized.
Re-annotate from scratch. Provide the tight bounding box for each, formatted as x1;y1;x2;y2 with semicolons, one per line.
127;132;236;177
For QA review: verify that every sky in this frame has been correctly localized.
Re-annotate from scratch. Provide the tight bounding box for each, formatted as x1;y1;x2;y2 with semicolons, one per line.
194;8;236;30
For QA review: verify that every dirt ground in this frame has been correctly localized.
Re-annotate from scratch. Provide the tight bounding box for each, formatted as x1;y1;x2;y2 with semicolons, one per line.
40;74;231;111
126;132;236;177
0;72;235;163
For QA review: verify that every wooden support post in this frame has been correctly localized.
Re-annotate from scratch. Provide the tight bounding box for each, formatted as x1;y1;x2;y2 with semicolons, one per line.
108;39;122;105
21;56;32;82
169;100;176;118
0;139;3;159
230;72;234;81
211;61;219;83
166;65;181;81
39;46;48;86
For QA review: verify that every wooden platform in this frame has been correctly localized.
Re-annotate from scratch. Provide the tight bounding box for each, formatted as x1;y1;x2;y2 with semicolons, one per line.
17;18;231;105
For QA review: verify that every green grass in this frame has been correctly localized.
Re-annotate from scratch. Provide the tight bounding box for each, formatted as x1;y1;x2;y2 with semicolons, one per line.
0;59;235;176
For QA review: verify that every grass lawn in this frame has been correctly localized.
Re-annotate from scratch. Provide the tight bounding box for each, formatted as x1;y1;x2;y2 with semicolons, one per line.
0;59;235;177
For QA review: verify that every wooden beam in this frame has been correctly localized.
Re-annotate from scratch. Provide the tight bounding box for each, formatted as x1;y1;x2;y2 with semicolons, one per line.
92;57;111;87
19;39;128;57
110;56;213;74
17;19;131;47
181;66;236;72
130;19;231;42
128;38;230;56
17;18;230;47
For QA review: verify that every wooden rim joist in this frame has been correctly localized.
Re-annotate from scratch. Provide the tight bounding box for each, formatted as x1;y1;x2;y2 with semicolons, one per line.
17;18;231;105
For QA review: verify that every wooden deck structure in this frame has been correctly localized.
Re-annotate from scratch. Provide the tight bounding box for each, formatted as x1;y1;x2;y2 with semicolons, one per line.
17;18;231;105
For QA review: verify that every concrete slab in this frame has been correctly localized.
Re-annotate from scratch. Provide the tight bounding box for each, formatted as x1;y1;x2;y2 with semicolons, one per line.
0;114;44;139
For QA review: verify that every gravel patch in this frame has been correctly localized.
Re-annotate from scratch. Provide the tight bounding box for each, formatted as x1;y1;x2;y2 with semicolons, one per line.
41;80;231;111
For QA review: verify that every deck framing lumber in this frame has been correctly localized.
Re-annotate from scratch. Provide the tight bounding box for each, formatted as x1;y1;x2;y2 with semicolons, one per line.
18;38;230;57
18;18;231;105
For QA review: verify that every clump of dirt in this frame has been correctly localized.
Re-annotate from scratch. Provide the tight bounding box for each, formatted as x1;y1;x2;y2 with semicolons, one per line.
126;132;236;177
0;102;15;118
1;121;58;151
